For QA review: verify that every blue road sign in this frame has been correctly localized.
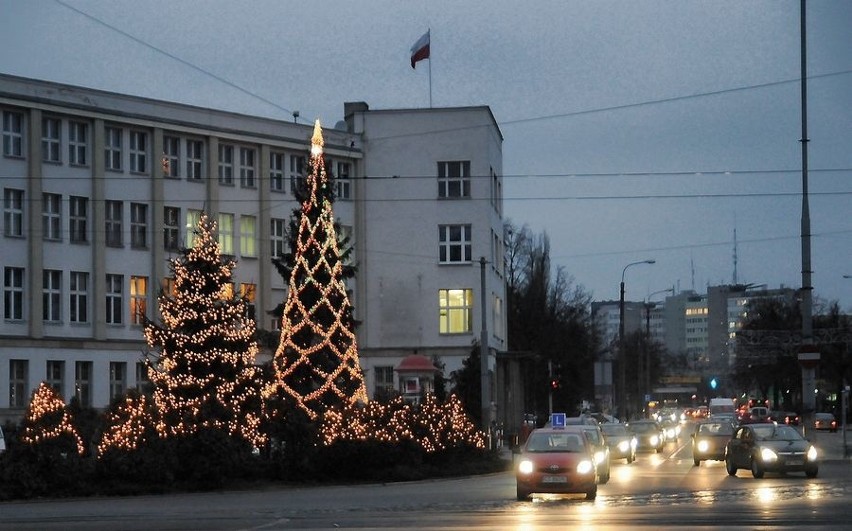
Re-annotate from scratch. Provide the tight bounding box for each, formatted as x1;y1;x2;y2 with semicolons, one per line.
551;412;566;428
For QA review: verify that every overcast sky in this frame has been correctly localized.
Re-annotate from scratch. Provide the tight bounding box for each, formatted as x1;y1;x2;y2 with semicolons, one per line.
2;0;851;310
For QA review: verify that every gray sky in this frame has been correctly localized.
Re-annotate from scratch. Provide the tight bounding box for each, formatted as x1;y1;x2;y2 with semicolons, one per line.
2;0;851;309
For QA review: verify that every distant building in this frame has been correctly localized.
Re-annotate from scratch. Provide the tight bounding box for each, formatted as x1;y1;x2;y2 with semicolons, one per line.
0;75;507;424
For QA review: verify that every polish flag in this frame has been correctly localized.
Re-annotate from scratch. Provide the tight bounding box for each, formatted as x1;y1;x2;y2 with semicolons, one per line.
410;30;430;69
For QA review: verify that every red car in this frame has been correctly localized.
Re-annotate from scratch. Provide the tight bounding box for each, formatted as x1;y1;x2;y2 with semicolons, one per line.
515;427;598;501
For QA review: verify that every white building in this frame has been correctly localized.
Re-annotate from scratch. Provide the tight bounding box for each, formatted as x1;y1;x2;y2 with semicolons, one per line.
0;74;506;422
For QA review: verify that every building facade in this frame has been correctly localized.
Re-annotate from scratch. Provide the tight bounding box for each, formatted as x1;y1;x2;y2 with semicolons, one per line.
0;75;507;423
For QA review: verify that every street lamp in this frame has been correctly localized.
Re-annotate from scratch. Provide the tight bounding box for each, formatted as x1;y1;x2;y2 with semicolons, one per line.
643;288;674;411
618;259;655;421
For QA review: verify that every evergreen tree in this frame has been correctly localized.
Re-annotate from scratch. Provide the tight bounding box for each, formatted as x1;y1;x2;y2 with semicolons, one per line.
20;382;85;456
144;213;264;447
268;120;368;420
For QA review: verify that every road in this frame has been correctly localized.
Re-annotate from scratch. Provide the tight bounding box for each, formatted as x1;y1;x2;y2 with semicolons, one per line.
1;428;850;530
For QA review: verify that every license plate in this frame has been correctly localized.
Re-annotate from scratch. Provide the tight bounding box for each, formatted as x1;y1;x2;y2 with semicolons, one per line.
786;459;803;466
542;475;568;483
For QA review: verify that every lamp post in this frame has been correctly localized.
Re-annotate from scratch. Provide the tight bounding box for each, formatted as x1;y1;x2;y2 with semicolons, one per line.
618;259;655;421
643;288;674;412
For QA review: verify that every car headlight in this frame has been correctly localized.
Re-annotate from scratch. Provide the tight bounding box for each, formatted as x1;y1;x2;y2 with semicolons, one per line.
518;459;534;475
618;440;630;452
667;428;676;438
650;435;659;446
760;447;778;462
576;460;594;475
594;450;606;465
697;440;709;453
807;446;818;461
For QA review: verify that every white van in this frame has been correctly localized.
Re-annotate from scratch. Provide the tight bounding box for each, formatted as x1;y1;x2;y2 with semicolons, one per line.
709;398;736;416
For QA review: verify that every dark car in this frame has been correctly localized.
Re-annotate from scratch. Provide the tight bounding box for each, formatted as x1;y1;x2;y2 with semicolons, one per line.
814;412;838;432
691;420;734;466
601;422;636;464
628;420;664;453
725;423;819;478
515;427;598;501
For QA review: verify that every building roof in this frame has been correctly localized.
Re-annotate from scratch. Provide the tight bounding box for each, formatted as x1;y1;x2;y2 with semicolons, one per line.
395;354;439;373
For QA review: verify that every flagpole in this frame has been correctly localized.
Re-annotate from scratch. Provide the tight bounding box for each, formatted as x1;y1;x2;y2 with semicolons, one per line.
428;28;432;108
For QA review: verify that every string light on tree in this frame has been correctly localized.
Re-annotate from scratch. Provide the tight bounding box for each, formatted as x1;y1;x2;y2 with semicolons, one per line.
97;392;156;457
267;120;368;420
20;382;85;456
144;213;265;447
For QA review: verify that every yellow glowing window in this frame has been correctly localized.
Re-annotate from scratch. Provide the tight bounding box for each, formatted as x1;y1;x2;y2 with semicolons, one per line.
130;276;148;325
439;288;473;334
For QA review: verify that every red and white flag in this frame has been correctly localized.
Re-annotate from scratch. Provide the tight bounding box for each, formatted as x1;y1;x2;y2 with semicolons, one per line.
410;30;430;69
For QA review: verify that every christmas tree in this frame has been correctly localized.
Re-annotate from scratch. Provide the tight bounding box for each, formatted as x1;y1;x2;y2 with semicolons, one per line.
96;391;156;457
144;214;264;447
268;120;368;420
20;382;85;455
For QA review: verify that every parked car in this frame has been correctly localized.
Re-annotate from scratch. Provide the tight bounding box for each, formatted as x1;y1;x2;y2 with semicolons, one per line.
515;427;598;501
814;412;838;432
691;419;734;466
601;422;637;464
725;423;819;478
628;419;665;453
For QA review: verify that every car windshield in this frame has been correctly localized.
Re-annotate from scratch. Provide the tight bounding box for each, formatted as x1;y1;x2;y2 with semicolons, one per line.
697;422;734;436
629;422;657;433
583;428;602;445
815;413;833;421
753;425;802;441
601;424;628;436
525;432;585;453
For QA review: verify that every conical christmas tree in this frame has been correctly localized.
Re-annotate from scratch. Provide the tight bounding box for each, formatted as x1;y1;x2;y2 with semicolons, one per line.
144;214;264;446
20;382;85;456
269;120;368;420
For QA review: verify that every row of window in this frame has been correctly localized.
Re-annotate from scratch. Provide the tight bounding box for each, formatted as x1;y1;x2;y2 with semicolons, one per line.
1;110;353;198
8;359;150;409
2;266;257;327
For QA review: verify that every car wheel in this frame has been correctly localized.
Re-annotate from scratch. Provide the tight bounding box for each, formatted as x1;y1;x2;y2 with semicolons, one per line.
693;458;700;467
805;467;818;478
586;486;597;500
725;457;737;476
516;486;530;501
750;457;764;479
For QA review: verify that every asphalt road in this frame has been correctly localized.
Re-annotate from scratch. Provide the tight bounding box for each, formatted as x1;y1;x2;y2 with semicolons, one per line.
1;428;850;530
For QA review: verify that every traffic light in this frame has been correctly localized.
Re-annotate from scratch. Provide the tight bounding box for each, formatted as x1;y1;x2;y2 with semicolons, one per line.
550;379;560;390
710;377;718;390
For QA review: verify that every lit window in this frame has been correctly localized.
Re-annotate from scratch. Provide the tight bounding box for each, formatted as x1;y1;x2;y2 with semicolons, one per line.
240;215;256;257
240;282;256;320
130;275;147;325
218;212;234;255
185;209;202;248
439;288;473;334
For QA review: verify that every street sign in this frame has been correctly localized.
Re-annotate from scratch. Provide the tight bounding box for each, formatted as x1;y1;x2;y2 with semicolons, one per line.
551;412;566;428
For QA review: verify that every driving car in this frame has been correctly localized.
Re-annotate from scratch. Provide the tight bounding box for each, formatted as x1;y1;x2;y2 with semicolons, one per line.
691;419;734;466
515;427;598;501
814;412;838;432
601;422;637;464
660;418;682;443
725;423;819;478
628;419;665;453
564;424;610;483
